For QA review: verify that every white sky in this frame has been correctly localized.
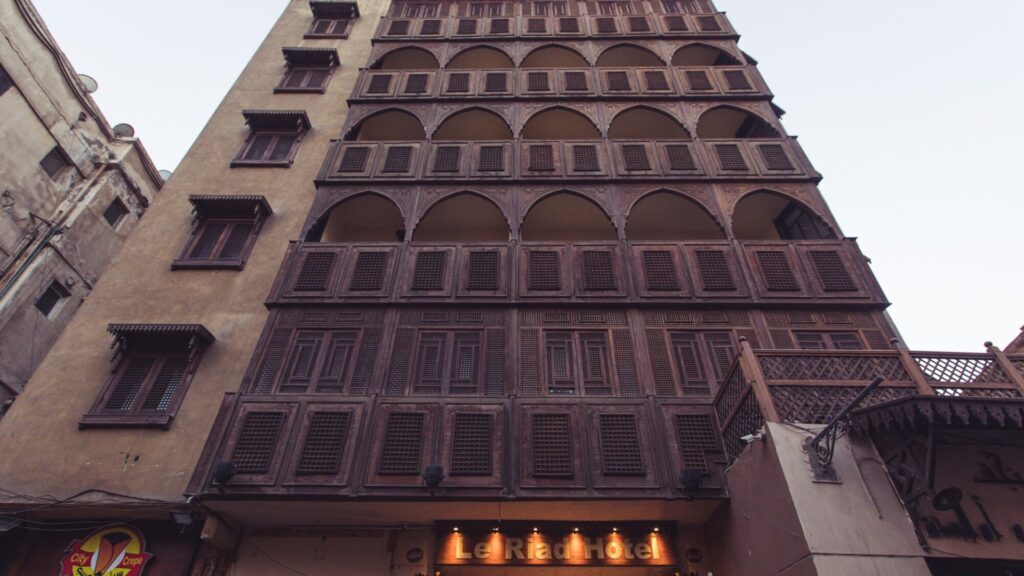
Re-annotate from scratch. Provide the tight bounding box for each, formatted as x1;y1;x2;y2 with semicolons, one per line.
31;0;1024;352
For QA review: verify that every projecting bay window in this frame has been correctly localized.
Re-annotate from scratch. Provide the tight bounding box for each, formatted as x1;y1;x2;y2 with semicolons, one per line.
232;110;310;167
306;1;359;38
276;47;339;93
80;324;215;429
172;195;272;270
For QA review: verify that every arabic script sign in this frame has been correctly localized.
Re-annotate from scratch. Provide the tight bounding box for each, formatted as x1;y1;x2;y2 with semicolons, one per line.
60;525;153;576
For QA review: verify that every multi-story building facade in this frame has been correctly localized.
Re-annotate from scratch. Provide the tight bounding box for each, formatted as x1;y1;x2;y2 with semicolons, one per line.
2;1;1023;575
0;0;164;415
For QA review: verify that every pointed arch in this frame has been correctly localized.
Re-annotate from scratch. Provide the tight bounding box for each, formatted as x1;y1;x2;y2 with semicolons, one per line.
412;192;510;242
608;106;691;140
446;45;515;69
346;109;426;141
313;193;405;242
522;106;601;140
732;190;836;240
671;44;742;67
626;191;724;241
433;107;513;141
596;44;665;67
697;106;780;139
372;47;440;69
522;191;616;241
521;45;590;68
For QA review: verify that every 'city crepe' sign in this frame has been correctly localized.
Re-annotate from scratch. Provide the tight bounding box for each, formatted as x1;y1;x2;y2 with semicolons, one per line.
437;524;676;567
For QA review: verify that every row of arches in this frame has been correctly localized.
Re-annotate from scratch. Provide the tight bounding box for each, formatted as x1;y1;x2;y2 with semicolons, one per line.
373;43;742;70
348;105;779;141
314;190;836;243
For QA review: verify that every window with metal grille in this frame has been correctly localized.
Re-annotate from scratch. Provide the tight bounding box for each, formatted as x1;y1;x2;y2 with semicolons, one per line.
490;18;510;33
379;412;425;475
685;70;713;91
527;251;561;290
236;132;300;164
758;144;795;171
404;73;429;94
231;412;285;474
627;16;650;31
103;198;129;227
447;73;470;92
382;146;413;173
665;15;687;31
432;146;462;172
643;70;669;91
674;414;718;472
421;19;442;34
338;147;371;172
755;250;800;291
582;250;616;290
559;17;580;32
564;71;587;91
294;252;336;291
695;250;735;291
466;251;500;290
451;413;493;475
296;412;351;475
606;71;631;91
367;74;393;93
572;145;599;171
723;70;752;90
598;414;644;475
529;145;555;171
595;17;617;33
714;144;748;171
532;413;573;478
35;280;69;318
456;19;477;34
307;18;351;38
809;251;856;291
278;67;332;92
527;72;550;92
666;144;697;171
478;146;504;172
696;15;721;31
40;147;70;179
621;145;651;171
349;251;389;291
484;73;507;92
527;18;547;32
387;20;411;35
642;251;680;291
411;251;447;290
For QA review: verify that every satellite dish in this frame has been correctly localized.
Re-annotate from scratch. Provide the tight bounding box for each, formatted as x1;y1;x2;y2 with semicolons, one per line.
78;74;98;93
158;170;173;181
112;123;135;138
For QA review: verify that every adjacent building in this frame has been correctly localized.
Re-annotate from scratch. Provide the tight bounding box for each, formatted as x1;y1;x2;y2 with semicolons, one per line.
1;0;1023;575
0;0;164;415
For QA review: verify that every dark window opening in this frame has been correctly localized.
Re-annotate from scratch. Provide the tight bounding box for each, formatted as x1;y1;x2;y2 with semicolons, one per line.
306;18;351;38
103;198;129;227
35;281;69;318
277;67;332;93
40;147;70;179
0;65;12;97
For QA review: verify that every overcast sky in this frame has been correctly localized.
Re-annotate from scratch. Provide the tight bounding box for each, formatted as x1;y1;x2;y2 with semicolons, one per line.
30;0;1024;352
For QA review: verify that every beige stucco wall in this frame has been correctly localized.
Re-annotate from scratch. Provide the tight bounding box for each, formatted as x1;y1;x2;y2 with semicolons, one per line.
0;0;387;502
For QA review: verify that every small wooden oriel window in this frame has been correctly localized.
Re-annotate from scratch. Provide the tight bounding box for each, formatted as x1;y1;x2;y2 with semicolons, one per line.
80;324;215;429
276;47;339;94
172;195;272;270
232;110;310;167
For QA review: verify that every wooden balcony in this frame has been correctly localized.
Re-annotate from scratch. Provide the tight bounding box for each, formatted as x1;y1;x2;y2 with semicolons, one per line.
323;137;815;182
350;66;769;101
374;13;735;41
266;239;884;305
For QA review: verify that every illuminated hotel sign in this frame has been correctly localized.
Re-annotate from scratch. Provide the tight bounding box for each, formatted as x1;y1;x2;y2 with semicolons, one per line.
436;523;677;567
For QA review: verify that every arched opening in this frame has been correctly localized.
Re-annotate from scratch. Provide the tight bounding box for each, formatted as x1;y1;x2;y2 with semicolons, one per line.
346;110;426;141
315;193;405;242
697;106;780;139
522;107;601;140
521;45;589;68
373;47;440;69
732;190;836;240
626;191;725;240
596;44;664;67
433;108;513;141
522;192;616;241
447;46;515;69
671;44;742;67
608;107;691;140
412;193;509;242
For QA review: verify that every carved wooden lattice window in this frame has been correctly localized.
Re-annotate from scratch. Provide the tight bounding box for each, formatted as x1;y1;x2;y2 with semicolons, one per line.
276;329;375;394
447;73;470;93
296;411;352;475
685;70;713;91
545;333;577;395
421;19;442;34
490;18;510;33
714;144;748;171
559;17;580;32
484;73;508;92
694;250;735;291
387;20;410;35
404;73;429;94
598;414;644;475
696;15;721;31
527;18;547;32
666;331;736;396
627;16;650;31
642;250;680;291
339;147;370;172
595;17;617;33
666;144;697;171
529;145;555;171
564;71;588;91
532;413;573;478
621;144;651;171
349;252;389;291
674;414;718;472
723;70;752;90
379;412;425;475
579;332;613;395
432;146;461;172
755;250;800;291
528;72;550;92
527;251;561;290
175;212;259;270
382;146;413;173
606;71;631;91
581;250;616;291
466;251;500;290
294;252;336;291
572;145;600;171
412;332;484;394
540;331;620;396
809;251;856;291
665;15;687;31
231;412;285;474
795;332;864;350
451;413;493;475
644;70;669;90
456;19;477;34
774;202;835;240
367;74;393;93
758;144;795;171
411;251;447;290
478;146;504;171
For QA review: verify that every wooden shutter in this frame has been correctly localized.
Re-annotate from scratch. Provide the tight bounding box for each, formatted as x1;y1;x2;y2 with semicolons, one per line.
714;144;748;171
478;145;505;171
490;18;510;33
135;357;187;411
564;71;588;91
696;15;721;31
104;357;156;411
520;329;542;396
432;146;462;172
545;333;576;394
316;331;358;392
532;413;573;478
449;333;483;394
388;20;411;35
581;250;616;291
611;329;641;397
646;330;677;396
267;134;296;162
795;332;827;350
447;73;470;92
466;251;500;290
674;414;718;472
665;144;697;171
572;145;600;171
404;73;429;94
598;414;644;475
642;250;680;291
485;329;506;396
723;70;752;90
685;70;713;91
484;72;508;92
231;411;286;474
595;17;617;33
378;412;426;474
580;332;613;395
421;19;442;34
527;250;561;290
559;17;580;32
189;222;227;259
527;71;550;92
349;251;389;291
305;68;330;89
809;250;856;291
665;15;687;31
218;222;254;260
242;134;273;161
527;18;547;32
349;328;381;394
704;332;737;385
830;332;865;350
755;250;800;292
621;144;651;171
338;147;371;172
294;252;336;291
282;331;323;393
367;74;393;93
457;19;477;34
758;144;795;171
382;146;413;173
671;333;710;395
451;413;493;475
411;251;447;290
643;70;669;90
529;145;555;170
252;329;291;393
414;333;446;393
605;71;631;91
694;249;735;291
385;328;415;395
296;411;351;475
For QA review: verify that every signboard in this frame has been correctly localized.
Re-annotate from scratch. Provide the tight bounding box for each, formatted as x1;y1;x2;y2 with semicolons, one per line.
60;525;153;576
437;523;677;567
